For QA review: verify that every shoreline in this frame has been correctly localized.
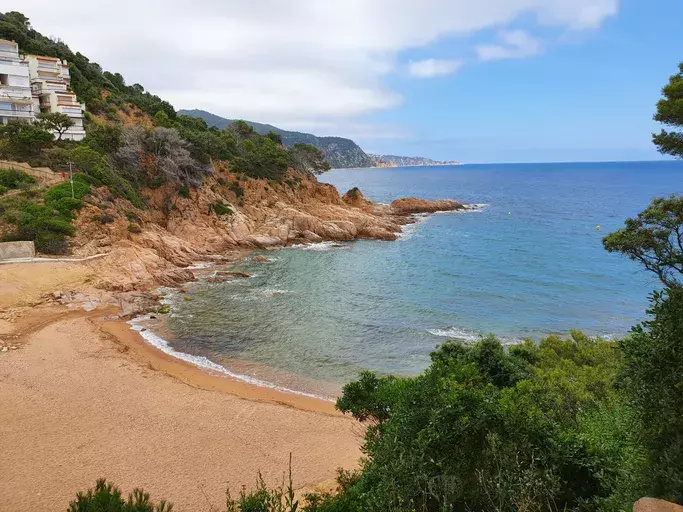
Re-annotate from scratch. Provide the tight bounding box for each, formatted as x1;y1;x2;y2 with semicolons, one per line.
101;317;340;415
119;205;488;403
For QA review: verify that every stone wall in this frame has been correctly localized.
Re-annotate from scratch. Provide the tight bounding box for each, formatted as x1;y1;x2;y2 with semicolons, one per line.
0;241;35;260
0;160;65;187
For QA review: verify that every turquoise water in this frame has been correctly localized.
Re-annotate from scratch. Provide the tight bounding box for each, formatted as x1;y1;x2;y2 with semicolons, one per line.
164;161;683;395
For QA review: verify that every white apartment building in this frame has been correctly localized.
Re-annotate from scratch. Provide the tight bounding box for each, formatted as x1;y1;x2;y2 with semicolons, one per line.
0;39;35;125
27;54;86;141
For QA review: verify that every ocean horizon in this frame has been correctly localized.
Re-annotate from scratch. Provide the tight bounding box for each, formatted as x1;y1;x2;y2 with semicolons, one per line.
143;160;683;397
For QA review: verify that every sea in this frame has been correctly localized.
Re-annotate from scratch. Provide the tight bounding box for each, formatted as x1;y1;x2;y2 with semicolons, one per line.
135;161;683;398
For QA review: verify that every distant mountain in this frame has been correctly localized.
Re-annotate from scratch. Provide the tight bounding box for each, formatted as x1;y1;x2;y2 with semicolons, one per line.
369;154;461;167
178;109;374;169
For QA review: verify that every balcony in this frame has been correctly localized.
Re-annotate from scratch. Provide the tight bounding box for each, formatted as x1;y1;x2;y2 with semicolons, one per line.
57;104;83;116
0;85;33;99
0;108;34;118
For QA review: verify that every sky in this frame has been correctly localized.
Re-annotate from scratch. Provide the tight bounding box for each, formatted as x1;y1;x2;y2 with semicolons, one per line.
5;0;682;162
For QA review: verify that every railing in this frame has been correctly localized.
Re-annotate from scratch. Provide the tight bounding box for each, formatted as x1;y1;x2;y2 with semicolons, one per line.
0;49;19;60
58;105;83;115
0;85;32;96
0;109;34;118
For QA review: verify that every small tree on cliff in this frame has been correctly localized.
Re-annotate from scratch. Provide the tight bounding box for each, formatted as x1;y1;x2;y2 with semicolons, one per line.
37;112;74;140
652;62;683;158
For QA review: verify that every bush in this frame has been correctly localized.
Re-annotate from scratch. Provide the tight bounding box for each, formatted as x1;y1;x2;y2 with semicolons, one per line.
331;334;634;511
210;202;233;216
35;232;69;254
73;172;103;187
0;168;36;189
54;197;84;218
0;184;7;196
127;223;142;233
229;182;245;197
98;214;115;224
68;479;172;512
44;180;90;204
125;211;141;223
619;289;683;503
178;186;190;199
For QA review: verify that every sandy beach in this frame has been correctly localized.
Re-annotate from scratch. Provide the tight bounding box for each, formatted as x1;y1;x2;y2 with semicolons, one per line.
0;261;362;511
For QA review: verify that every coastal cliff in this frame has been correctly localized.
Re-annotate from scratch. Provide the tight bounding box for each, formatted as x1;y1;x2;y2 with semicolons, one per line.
67;171;469;291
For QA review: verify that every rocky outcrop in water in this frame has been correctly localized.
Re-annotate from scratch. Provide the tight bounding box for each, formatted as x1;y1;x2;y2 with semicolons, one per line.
390;197;465;215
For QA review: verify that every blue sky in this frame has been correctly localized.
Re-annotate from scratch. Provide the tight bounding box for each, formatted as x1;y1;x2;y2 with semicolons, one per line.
10;0;683;163
359;0;683;162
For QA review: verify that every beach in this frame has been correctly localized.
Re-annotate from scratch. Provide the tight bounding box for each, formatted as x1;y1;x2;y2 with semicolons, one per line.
0;261;361;512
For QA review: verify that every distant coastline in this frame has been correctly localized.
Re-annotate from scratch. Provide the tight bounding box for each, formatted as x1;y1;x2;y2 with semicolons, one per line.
368;154;462;168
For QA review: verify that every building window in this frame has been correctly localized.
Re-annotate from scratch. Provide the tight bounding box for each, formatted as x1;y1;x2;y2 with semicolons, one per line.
0;74;8;86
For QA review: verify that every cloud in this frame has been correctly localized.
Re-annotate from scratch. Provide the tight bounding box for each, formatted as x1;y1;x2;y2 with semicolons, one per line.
409;59;464;78
476;30;542;61
5;1;618;127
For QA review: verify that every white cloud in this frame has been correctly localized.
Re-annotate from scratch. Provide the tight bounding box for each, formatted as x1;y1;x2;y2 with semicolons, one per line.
476;30;543;61
409;59;464;78
4;0;618;131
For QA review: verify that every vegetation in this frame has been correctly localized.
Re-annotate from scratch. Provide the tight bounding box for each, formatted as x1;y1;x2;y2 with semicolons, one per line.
68;479;172;512
652;62;683;158
0;168;35;189
177;109;373;169
603;195;683;288
0;179;88;254
210;202;233;216
37;112;75;140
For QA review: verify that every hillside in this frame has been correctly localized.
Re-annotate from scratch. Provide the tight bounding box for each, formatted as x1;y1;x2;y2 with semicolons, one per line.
178;109;375;169
369;154;461;167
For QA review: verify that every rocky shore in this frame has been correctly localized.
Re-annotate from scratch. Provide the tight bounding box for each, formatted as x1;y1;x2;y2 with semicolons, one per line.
68;173;472;294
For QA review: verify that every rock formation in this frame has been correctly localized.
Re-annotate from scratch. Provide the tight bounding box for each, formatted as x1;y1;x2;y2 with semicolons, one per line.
69;171;469;291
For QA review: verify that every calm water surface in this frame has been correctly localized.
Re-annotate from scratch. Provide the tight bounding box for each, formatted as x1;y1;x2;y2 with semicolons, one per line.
160;161;683;396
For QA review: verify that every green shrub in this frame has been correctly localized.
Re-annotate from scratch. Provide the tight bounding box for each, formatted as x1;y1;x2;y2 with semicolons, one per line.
229;181;245;197
68;479;172;512
210;202;233;216
54;197;84;218
44;181;90;204
0;184;7;196
73;172;103;187
35;232;69;254
178;186;190;199
331;334;632;512
0;168;36;189
127;223;142;233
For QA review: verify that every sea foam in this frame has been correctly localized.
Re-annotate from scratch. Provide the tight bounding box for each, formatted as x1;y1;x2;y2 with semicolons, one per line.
128;318;332;401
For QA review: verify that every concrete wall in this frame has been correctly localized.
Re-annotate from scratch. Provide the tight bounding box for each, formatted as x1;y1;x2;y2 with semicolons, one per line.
0;241;35;260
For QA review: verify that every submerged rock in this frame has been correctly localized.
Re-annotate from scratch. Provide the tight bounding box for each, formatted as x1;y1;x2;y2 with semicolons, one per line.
215;271;253;278
251;255;272;263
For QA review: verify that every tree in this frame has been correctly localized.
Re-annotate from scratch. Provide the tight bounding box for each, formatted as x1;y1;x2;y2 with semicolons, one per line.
603;195;683;288
653;62;683;158
0;120;53;160
37;112;75;140
290;143;331;175
619;289;683;503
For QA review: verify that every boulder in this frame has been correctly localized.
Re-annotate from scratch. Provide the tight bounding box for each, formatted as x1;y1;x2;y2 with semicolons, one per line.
246;235;283;248
251;255;272;263
301;230;323;243
634;498;683;512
